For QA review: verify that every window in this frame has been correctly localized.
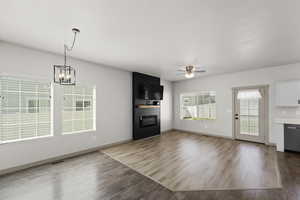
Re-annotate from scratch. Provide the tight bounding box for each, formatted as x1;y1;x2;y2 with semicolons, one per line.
238;90;261;136
180;91;216;120
0;76;52;143
63;85;96;134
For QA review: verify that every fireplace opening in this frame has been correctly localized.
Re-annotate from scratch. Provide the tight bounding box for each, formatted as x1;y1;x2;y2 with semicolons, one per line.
140;115;158;128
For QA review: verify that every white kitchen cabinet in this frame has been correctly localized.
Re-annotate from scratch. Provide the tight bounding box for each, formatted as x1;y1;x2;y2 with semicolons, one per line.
275;80;300;107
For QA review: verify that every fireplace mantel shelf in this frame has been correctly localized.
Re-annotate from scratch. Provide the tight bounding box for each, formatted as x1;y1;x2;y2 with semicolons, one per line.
136;105;160;108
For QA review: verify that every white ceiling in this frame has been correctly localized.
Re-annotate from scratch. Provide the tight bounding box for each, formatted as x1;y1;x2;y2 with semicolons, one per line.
1;0;300;81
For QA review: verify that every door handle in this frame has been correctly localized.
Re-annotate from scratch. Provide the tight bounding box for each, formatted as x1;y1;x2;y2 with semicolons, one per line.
287;126;297;130
235;114;239;120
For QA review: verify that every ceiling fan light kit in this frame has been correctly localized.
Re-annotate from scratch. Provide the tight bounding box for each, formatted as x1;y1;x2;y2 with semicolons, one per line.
53;28;80;85
177;65;206;79
185;71;195;78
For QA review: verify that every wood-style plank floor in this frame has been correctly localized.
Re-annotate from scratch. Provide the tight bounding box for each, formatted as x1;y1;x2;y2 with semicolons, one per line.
1;132;300;199
102;131;281;191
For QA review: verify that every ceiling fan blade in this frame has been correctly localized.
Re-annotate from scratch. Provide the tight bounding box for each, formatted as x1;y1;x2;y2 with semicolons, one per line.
177;69;186;72
194;70;206;73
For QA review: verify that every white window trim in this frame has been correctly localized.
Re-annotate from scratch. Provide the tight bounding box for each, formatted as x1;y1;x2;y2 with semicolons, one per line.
62;86;96;135
0;77;54;145
63;129;95;135
0;135;53;145
180;91;216;121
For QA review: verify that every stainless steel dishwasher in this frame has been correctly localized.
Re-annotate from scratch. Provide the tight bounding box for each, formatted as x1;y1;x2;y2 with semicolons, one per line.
284;124;300;152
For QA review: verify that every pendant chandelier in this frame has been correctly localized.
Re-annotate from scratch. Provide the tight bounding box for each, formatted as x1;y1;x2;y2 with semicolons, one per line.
54;28;80;85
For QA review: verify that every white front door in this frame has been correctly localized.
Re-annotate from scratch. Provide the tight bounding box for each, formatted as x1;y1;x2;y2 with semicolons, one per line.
233;86;268;143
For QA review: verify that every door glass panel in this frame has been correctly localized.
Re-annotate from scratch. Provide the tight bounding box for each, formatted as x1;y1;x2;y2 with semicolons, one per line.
239;96;259;136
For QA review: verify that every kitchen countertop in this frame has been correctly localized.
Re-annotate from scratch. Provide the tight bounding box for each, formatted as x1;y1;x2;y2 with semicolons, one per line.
275;118;300;125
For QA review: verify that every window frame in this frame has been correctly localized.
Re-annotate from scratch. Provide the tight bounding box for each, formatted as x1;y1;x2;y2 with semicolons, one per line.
180;91;216;121
62;85;96;135
0;75;54;144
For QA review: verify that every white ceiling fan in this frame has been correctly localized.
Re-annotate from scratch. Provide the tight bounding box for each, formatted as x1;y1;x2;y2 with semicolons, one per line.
177;65;206;79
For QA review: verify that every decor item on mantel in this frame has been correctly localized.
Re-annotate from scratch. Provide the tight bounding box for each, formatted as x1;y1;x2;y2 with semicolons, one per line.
53;28;80;85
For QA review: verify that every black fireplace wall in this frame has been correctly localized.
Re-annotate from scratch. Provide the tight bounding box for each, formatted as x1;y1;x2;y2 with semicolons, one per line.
132;72;161;140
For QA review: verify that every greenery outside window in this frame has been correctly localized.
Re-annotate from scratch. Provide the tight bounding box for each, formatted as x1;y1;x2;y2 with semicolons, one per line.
180;91;216;120
63;85;96;134
0;76;52;143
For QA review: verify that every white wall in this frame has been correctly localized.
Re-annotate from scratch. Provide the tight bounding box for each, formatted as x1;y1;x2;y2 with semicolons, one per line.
0;42;172;171
173;63;300;150
160;80;173;132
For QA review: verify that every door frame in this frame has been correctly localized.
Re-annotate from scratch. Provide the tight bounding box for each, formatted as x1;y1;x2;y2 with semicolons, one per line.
232;85;269;144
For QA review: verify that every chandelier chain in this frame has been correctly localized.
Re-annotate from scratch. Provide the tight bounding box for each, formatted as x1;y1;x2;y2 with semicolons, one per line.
64;31;79;66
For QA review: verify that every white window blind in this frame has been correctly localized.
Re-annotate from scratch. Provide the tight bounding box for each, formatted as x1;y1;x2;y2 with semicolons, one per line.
0;76;52;143
237;89;262;99
180;91;216;120
63;85;96;134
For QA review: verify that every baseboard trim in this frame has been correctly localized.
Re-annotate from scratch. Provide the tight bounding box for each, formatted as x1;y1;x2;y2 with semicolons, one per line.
173;129;278;147
0;138;132;176
98;139;133;150
173;129;233;140
0;130;277;176
161;129;174;134
266;142;276;147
